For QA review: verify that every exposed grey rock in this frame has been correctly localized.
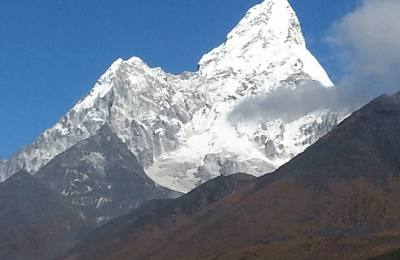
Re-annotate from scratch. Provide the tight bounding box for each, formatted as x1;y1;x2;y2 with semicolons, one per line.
265;139;278;158
196;152;275;183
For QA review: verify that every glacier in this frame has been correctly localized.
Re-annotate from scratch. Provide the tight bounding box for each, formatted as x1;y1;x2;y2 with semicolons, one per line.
1;0;344;192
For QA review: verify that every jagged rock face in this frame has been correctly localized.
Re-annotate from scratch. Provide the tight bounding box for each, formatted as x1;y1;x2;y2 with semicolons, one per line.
1;0;342;192
3;63;205;181
252;111;340;159
35;125;180;223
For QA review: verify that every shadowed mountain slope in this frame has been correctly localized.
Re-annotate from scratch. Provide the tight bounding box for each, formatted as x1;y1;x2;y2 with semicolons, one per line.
0;171;88;260
0;125;182;259
36;124;180;223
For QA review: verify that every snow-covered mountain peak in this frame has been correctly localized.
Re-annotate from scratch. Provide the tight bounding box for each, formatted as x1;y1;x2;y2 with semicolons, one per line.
74;57;155;111
199;0;333;88
227;0;305;45
1;0;342;193
126;56;145;64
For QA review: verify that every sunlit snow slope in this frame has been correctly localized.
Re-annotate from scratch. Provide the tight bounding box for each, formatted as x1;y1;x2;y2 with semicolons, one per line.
1;0;342;192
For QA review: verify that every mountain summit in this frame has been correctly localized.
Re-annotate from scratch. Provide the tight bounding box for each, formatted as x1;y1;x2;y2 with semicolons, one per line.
1;0;341;192
199;0;333;87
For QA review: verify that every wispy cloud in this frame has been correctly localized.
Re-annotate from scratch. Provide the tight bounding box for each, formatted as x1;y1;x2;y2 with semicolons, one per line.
228;81;359;123
328;0;400;96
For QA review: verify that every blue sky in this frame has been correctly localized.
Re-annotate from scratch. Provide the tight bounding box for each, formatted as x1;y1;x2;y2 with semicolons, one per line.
0;0;358;158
